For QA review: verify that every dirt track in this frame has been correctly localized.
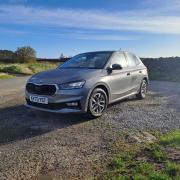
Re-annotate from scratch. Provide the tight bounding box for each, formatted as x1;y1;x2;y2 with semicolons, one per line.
0;80;179;179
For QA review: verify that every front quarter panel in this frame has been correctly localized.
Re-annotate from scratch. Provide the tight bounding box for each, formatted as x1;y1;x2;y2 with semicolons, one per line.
83;72;111;111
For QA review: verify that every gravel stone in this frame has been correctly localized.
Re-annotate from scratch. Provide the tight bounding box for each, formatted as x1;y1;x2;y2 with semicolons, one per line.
0;81;179;179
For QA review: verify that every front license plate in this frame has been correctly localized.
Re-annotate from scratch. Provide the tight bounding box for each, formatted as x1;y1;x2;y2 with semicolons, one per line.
30;95;48;104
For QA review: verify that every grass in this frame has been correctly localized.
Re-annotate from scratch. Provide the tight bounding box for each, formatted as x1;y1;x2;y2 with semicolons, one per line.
102;130;180;180
160;131;180;147
147;144;167;162
0;73;14;79
0;62;60;76
166;161;180;177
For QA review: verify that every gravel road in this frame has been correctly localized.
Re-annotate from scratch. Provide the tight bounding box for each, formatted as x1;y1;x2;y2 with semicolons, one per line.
0;76;29;104
0;80;179;179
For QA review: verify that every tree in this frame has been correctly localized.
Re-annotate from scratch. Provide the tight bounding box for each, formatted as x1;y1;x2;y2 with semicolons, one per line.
14;46;36;63
59;53;64;60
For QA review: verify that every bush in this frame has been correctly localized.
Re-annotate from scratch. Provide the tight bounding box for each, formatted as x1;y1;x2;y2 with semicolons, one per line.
1;65;22;74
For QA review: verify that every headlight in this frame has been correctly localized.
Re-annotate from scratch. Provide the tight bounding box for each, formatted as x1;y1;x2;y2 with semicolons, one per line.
58;80;85;90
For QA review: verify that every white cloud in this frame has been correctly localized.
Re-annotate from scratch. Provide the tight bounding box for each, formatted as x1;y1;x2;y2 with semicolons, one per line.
0;4;180;35
8;0;27;3
0;27;30;35
73;34;138;41
44;32;139;41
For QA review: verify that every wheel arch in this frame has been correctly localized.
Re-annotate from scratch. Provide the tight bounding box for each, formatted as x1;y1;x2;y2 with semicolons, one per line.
143;77;149;84
85;82;110;111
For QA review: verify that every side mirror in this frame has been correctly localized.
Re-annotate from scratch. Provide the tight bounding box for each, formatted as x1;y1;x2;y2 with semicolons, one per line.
106;67;113;73
106;64;122;74
112;64;122;70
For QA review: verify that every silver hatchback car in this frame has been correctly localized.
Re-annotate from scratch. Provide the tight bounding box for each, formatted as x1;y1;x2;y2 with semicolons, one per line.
25;51;148;117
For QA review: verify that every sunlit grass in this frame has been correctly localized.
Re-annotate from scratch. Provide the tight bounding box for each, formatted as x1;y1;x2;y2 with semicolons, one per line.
0;73;14;79
0;62;60;75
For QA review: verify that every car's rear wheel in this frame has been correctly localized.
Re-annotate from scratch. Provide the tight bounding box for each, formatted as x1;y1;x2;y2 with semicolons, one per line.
136;80;148;99
87;88;108;118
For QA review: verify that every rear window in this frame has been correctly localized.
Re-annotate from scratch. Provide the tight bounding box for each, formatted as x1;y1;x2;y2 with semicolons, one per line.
110;53;128;68
126;53;139;67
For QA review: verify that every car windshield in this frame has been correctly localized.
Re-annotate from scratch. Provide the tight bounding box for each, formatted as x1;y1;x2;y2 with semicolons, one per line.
59;52;112;69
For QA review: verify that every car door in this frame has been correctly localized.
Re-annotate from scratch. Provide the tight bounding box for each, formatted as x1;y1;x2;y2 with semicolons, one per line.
125;52;142;93
106;52;132;102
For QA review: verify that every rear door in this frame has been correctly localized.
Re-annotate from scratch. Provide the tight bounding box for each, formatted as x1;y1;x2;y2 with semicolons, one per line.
106;52;132;101
125;52;143;93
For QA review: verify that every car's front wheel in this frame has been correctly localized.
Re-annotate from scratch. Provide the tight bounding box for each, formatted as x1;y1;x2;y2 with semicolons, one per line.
136;79;148;99
87;88;108;118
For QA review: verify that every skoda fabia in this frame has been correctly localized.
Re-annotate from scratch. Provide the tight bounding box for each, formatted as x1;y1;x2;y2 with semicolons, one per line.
25;51;148;117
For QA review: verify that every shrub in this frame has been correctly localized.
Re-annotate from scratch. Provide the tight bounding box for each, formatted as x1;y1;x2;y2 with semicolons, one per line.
1;65;22;74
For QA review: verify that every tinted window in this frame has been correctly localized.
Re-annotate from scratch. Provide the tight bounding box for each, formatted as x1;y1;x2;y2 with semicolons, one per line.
60;52;112;69
110;53;127;68
126;53;137;67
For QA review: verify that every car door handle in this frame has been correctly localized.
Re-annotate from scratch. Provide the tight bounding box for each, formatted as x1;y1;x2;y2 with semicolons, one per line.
127;72;131;76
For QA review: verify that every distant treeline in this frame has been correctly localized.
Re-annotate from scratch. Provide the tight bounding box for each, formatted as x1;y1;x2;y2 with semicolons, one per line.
1;48;180;63
142;57;180;82
0;47;69;63
141;57;180;61
0;47;36;63
0;50;14;62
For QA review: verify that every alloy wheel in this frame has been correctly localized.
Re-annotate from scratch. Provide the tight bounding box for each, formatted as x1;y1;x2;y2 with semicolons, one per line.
90;92;106;115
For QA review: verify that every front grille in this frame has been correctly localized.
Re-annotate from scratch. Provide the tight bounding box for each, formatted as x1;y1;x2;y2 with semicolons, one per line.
26;83;57;96
26;99;81;110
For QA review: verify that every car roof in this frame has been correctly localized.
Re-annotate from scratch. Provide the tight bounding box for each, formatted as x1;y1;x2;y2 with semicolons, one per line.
79;51;115;54
76;50;135;56
83;50;132;53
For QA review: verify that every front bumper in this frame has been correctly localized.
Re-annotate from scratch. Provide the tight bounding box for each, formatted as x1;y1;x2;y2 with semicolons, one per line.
25;103;83;113
25;87;89;113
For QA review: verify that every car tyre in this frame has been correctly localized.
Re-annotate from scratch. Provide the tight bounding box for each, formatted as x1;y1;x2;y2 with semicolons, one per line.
87;88;108;118
136;79;148;99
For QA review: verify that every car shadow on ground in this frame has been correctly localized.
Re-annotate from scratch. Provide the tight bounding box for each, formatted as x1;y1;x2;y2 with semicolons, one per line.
0;96;140;146
0;104;92;145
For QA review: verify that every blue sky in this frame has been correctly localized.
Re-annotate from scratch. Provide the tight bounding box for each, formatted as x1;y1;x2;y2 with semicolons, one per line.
0;0;180;58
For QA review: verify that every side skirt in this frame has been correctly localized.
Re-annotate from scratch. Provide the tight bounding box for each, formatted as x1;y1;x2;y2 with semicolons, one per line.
109;91;138;105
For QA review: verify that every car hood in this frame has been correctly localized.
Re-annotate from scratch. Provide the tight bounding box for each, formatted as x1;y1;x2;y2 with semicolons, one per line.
29;68;104;84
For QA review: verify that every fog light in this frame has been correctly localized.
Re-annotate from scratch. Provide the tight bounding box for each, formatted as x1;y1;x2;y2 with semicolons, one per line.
66;102;78;106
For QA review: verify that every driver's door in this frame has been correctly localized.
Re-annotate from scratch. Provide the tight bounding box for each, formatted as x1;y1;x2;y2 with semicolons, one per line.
106;52;132;102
